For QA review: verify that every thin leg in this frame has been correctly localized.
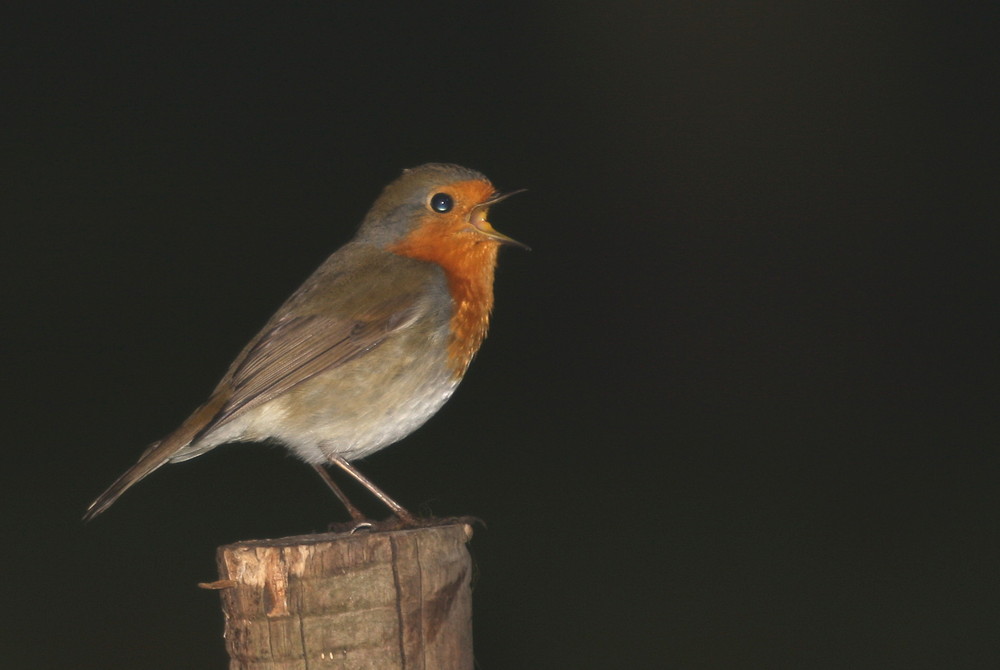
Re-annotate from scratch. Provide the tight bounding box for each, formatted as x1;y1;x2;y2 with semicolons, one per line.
329;456;417;525
311;463;366;522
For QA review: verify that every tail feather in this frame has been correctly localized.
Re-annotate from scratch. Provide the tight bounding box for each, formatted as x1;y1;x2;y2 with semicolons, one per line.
83;440;170;520
83;392;229;520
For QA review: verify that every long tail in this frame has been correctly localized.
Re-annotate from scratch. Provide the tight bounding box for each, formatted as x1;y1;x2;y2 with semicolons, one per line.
83;393;227;520
83;440;172;520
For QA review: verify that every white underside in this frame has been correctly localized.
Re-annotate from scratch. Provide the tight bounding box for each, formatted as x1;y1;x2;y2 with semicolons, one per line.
169;332;462;465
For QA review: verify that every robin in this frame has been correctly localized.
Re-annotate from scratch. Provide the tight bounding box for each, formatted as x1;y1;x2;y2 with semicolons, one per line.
84;163;525;524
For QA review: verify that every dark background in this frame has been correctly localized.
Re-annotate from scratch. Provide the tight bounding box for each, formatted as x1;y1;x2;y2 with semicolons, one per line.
4;3;997;668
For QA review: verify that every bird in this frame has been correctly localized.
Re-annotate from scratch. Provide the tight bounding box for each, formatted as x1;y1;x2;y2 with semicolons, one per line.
84;163;526;524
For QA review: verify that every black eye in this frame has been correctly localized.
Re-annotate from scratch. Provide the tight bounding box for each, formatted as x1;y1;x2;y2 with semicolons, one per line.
430;192;453;213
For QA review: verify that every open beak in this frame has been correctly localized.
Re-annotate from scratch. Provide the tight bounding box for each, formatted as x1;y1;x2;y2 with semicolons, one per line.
469;189;530;250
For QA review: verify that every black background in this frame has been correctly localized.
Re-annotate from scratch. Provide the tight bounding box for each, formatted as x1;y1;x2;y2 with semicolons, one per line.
4;3;997;668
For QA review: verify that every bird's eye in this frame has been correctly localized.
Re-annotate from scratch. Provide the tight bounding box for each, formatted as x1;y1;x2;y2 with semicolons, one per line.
430;192;453;213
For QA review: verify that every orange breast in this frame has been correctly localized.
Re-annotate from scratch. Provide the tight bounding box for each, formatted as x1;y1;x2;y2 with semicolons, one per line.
388;180;501;376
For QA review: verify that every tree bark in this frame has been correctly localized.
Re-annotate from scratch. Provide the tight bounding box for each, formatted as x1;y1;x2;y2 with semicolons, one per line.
213;521;475;669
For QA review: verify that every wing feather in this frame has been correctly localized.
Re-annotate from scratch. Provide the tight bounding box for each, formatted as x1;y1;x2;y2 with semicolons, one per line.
211;291;423;427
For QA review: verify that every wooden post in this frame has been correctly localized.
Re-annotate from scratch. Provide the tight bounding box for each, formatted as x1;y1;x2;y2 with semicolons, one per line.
210;521;475;670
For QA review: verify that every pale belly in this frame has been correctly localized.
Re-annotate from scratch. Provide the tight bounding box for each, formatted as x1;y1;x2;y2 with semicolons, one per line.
180;330;462;464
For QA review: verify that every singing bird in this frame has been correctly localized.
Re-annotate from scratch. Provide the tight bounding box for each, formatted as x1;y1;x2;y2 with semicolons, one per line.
85;163;525;523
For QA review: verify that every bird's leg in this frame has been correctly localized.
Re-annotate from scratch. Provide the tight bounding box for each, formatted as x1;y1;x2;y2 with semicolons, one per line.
329;456;417;525
311;463;366;522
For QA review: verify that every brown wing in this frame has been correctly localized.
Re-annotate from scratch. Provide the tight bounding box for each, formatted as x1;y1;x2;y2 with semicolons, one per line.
211;292;422;428
83;291;425;520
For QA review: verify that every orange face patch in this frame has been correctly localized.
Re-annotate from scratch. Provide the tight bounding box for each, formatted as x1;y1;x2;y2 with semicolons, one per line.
388;179;503;375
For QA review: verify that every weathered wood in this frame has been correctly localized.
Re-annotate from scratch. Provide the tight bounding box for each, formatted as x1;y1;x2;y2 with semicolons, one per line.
213;521;475;670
